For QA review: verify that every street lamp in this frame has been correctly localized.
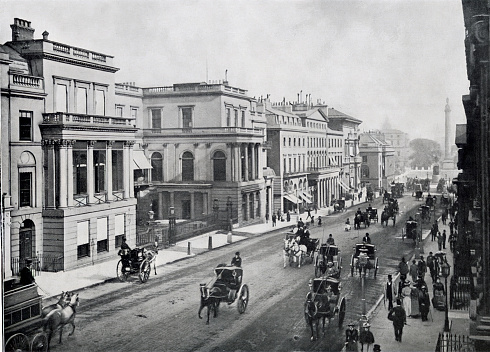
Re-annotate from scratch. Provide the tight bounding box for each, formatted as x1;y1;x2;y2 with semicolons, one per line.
358;248;369;325
414;212;421;259
441;260;451;332
226;196;233;231
168;206;176;246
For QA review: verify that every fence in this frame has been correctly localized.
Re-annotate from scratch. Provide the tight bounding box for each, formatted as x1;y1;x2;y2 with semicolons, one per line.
435;332;475;352
11;254;64;276
450;276;472;310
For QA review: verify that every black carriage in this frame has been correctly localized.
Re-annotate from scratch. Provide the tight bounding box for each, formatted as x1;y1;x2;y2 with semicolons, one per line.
420;205;431;223
381;205;397;227
333;199;346;212
367;208;378;223
204;265;249;314
354;211;370;229
441;193;450;208
117;247;156;283
315;244;342;278
426;195;435;209
382;191;391;203
4;283;49;352
404;220;418;242
391;183;404;198
350;243;378;277
304;277;346;328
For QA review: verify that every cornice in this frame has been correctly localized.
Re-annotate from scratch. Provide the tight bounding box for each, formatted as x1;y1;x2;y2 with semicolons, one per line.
23;52;119;73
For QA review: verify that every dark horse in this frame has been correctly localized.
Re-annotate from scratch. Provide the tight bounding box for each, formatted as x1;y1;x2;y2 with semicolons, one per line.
198;284;221;324
381;210;396;227
304;297;331;341
354;213;370;230
43;293;79;350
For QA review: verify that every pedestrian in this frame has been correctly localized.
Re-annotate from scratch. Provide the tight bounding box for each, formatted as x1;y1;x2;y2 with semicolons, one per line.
362;233;371;244
345;322;359;351
359;322;375;352
442;211;447;225
442;230;447;250
449;233;456;252
310;215;314;225
317;216;322;226
286;211;291;222
152;238;159;275
276;209;281;221
397;257;409;278
297;217;304;229
384;274;397;310
409;260;418;282
449;220;454;236
19;259;35;285
265;212;269;223
417;256;427;281
389;299;406;342
306;208;312;220
401;281;412;317
418;285;431;321
426;251;435;281
231;251;242;267
437;231;444;251
430;225;436;242
271;213;277;227
398;275;407;298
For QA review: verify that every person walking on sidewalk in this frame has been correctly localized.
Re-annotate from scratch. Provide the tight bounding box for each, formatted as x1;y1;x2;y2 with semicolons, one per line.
427;252;436;281
286;211;291;222
418;256;427;281
449;232;456;252
390;299;406;342
418;285;431;321
384;274;397;310
409;260;418;282
442;210;447;225
401;281;412;317
345;322;359;351
431;221;439;241
272;213;277;227
359;322;375;352
442;229;447;250
437;231;444;251
306;208;312;220
317;216;322;226
397;257;409;278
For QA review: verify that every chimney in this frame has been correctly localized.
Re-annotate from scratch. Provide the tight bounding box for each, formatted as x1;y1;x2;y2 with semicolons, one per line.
42;31;49;40
11;18;35;42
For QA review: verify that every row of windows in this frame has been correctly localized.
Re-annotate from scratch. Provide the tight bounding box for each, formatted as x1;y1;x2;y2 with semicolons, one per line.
151;106;194;129
226;108;246;127
329;138;342;148
115;105;138;119
274;115;301;126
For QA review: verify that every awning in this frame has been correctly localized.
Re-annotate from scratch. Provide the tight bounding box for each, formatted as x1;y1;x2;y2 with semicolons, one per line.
302;192;313;200
299;193;312;204
284;194;302;204
133;150;152;169
337;179;351;192
329;156;338;166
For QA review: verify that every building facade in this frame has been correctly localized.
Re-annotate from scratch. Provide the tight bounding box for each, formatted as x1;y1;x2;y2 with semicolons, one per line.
380;128;410;175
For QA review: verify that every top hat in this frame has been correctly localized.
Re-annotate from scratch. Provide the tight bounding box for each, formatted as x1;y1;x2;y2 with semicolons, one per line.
373;344;381;351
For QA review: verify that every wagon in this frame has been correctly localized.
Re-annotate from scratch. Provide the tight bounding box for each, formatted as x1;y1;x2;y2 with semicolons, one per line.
206;265;249;313
315;244;342;278
350;243;378;278
391;183;404;198
4;282;48;352
420;205;431;223
304;277;346;328
404;220;418;242
117;247;156;283
333;199;346;212
367;208;378;223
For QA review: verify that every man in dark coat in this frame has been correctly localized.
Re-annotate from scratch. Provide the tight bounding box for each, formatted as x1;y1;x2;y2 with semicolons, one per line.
231;251;242;267
391;299;407;342
20;259;35;285
345;322;359;351
359;322;375;352
418;285;431;321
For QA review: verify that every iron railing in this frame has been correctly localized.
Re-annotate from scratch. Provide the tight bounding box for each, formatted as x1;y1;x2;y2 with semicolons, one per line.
435;332;475;352
11;254;64;276
450;276;472;310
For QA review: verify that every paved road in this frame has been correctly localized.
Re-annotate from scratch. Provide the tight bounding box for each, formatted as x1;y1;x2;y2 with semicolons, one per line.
46;194;430;352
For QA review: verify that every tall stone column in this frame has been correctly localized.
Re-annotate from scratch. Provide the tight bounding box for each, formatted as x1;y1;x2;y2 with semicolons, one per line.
123;142;130;199
106;141;114;202
190;191;195;219
444;98;451;160
43;140;57;209
235;143;241;182
67;140;74;207
87;141;95;203
59;140;68;208
251;144;256;180
244;144;249;181
128;142;134;198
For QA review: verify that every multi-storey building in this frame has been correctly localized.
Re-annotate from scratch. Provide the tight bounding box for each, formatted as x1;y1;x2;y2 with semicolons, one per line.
134;81;268;227
380;128;410;175
359;131;396;191
1;18;138;273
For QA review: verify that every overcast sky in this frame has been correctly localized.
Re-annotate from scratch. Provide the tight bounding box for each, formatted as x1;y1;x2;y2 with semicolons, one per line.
1;0;469;144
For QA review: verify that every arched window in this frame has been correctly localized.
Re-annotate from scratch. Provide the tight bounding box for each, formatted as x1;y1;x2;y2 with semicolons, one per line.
151;152;163;182
182;151;194;181
212;151;226;181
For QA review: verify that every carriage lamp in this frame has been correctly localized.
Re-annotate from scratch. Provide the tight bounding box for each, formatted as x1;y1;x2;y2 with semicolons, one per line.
441;261;451;332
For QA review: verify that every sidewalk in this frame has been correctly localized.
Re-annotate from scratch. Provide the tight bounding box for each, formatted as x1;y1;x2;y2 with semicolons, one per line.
367;203;470;351
34;195;367;300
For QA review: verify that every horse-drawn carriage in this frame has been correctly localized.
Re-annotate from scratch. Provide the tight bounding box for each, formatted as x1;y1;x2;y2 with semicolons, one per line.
391;183;404;198
198;265;249;324
441;193;450;208
381;202;397;227
332;199;346;212
4;283;48;352
304;277;346;340
420;205;431;223
117;247;156;283
382;191;391;204
350;243;378;277
354;211;370;229
314;244;342;278
404;220;418;243
367;207;378;223
283;233;318;268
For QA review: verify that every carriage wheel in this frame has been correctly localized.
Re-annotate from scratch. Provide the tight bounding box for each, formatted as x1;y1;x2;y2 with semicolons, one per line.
116;260;129;282
393;216;396;226
237;284;249;314
139;259;151;283
374;258;379;278
338;257;343;276
5;333;29;352
350;255;354;276
338;297;346;328
30;333;48;352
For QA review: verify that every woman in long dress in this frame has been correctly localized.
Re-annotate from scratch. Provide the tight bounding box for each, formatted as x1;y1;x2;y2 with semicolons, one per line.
401;282;412;317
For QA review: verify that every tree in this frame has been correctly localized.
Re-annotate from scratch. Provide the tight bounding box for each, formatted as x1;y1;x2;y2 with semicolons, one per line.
409;138;442;168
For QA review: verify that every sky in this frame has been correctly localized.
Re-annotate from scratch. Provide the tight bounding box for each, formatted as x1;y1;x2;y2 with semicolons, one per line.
0;0;469;144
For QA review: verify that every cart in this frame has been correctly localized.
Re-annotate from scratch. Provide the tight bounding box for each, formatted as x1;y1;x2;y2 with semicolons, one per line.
117;247;156;283
315;244;342;278
350;243;378;278
205;265;249;313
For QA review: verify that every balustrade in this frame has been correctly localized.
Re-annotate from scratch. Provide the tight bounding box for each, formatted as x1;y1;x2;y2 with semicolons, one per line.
11;73;43;88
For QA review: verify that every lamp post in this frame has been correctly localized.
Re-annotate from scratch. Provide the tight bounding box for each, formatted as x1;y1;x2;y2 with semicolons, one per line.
358;249;369;325
226;196;233;231
415;212;421;259
441;260;451;332
168;206;176;246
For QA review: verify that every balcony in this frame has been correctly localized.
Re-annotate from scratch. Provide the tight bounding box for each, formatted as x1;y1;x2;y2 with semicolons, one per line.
143;82;248;97
144;127;264;137
42;112;135;127
8;72;44;93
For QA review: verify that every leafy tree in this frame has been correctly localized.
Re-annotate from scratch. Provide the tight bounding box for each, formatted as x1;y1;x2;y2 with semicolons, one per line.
409;138;442;168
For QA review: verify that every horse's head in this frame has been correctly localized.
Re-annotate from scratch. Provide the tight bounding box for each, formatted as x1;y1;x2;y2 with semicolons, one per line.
69;293;79;307
305;299;318;318
200;284;208;299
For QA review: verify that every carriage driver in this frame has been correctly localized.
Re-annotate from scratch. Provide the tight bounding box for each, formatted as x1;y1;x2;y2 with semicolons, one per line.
325;262;339;278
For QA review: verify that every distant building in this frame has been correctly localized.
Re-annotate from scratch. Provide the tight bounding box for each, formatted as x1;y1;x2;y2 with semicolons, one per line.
380;129;410;174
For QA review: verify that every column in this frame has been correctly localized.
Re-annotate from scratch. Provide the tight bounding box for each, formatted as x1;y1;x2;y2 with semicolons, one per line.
67;140;74;207
235;143;241;182
87;141;95;203
44;140;57;208
244;193;249;220
190;192;195;219
158;192;164;219
106;141;114;201
122;141;130;199
203;192;209;214
59;140;68;208
170;191;175;208
244;144;249;181
128;142;134;198
251;144;256;180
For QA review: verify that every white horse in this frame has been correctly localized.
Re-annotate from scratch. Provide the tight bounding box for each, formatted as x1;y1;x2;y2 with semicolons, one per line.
284;239;306;268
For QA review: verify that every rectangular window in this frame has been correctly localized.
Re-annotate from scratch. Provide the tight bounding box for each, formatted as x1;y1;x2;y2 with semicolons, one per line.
77;221;90;259
226;108;231;126
114;214;125;249
56;84;67;113
94;150;106;193
95;89;105;115
115;106;123;117
151;109;161;129
362;156;368;162
73;150;87;195
112;150;124;191
241;111;245;127
182;107;193;128
76;87;87;114
234;110;238;126
19;172;32;207
97;217;108;253
19;111;32;141
131;108;138;119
